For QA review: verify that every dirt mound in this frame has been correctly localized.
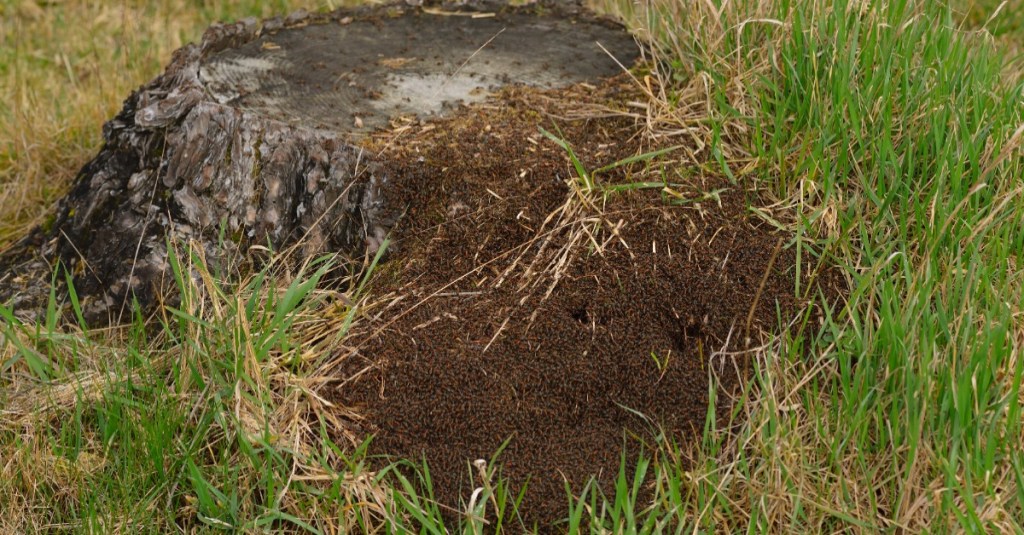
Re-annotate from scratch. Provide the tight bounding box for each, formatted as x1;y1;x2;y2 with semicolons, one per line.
331;80;839;527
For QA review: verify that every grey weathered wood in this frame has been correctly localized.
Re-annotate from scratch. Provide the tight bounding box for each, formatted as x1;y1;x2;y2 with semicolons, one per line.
0;1;639;324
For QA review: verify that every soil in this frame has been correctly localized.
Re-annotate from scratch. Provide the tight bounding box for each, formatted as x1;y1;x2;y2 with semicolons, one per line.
330;79;843;529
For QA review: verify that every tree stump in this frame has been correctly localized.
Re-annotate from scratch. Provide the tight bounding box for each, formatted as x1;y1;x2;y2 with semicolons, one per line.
0;1;640;324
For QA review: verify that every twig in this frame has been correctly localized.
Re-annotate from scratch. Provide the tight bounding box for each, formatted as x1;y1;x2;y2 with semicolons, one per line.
744;237;783;347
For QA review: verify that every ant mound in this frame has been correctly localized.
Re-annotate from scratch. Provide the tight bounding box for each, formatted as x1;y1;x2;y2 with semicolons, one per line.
331;80;843;527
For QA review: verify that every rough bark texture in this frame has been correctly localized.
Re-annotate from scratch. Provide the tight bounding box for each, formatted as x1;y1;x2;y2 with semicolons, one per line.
0;0;639;324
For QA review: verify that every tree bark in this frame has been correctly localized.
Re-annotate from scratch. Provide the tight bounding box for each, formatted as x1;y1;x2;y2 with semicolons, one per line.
0;0;639;324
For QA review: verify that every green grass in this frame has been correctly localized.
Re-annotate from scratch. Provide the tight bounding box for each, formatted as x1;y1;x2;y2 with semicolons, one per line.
3;0;1024;532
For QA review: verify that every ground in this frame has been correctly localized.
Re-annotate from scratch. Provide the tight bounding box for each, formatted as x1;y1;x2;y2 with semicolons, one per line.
0;0;1022;533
